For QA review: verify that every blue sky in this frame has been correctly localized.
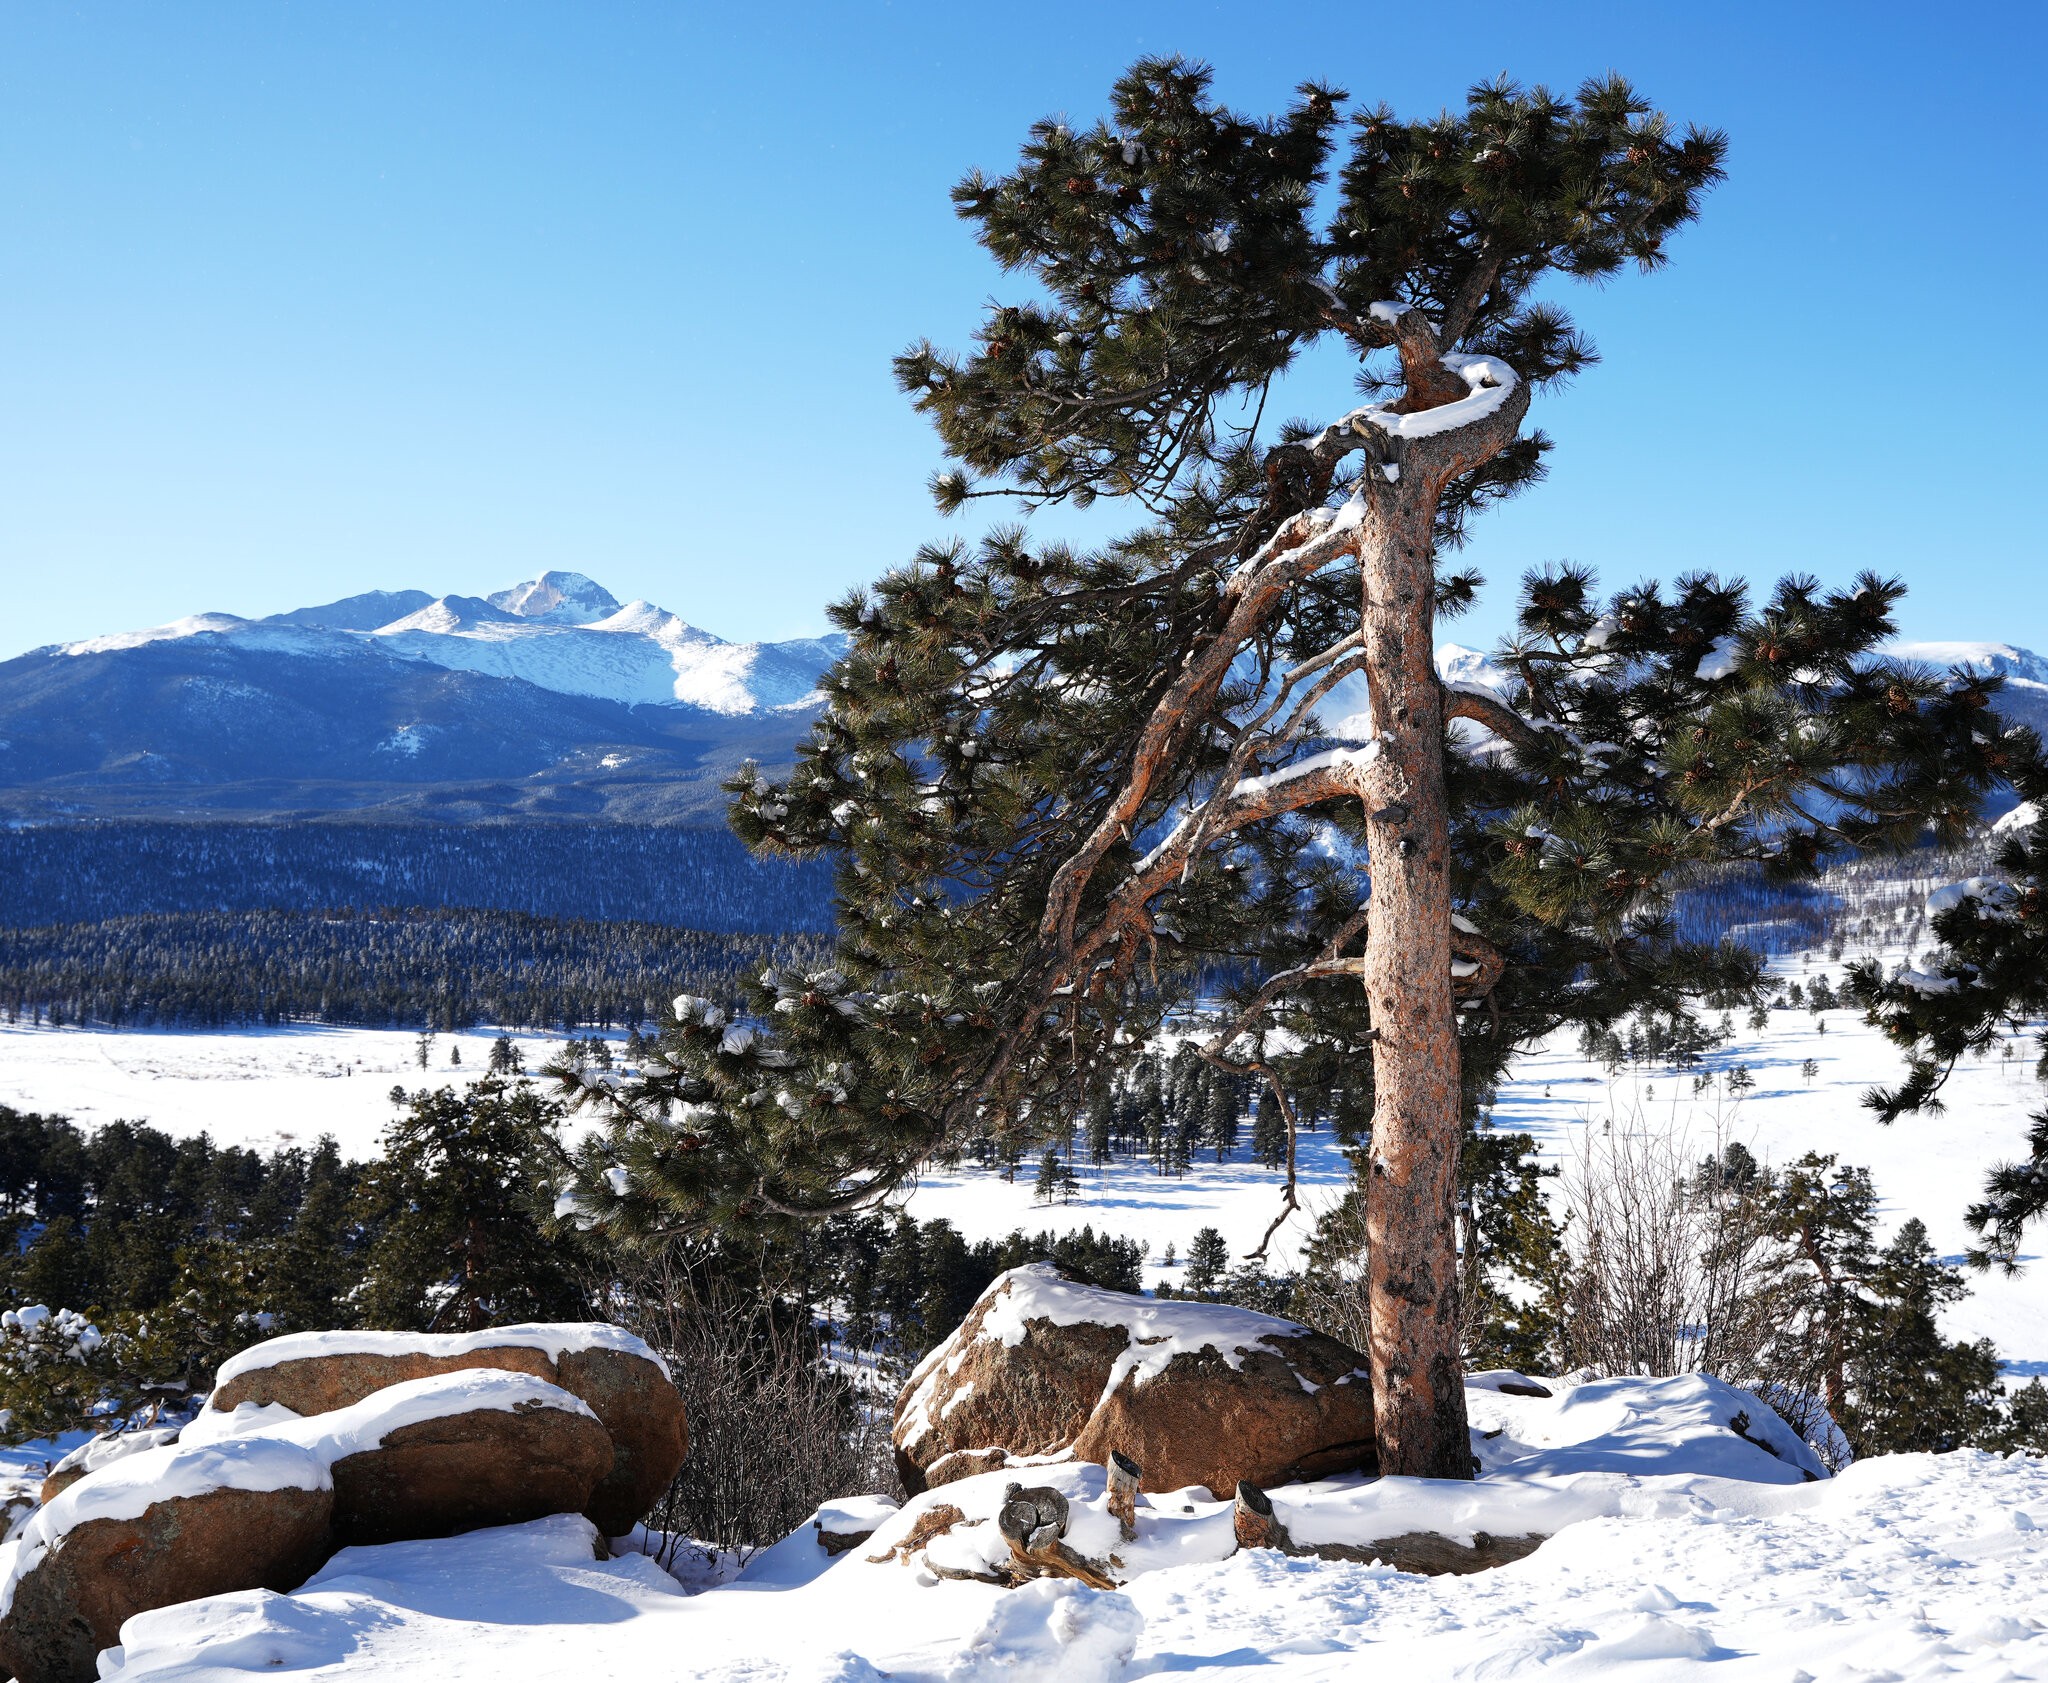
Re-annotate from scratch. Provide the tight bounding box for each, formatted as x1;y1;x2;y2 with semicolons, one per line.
3;2;2043;658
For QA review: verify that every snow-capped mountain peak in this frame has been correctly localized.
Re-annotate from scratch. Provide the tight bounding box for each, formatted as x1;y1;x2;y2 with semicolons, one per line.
40;576;847;718
375;594;527;636
587;600;719;645
1886;641;2048;689
485;572;622;626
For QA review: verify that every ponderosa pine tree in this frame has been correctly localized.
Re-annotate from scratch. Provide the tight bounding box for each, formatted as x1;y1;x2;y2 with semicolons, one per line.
357;1080;586;1331
559;62;2019;1477
1843;1216;2002;1455
1846;764;2048;1271
1183;1226;1231;1299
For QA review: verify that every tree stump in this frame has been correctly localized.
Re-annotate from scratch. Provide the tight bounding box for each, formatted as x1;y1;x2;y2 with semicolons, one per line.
1232;1480;1296;1553
997;1483;1118;1590
1106;1451;1142;1542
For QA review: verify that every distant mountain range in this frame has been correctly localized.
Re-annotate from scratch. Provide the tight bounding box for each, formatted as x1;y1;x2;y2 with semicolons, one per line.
0;573;846;821
1;575;2040;826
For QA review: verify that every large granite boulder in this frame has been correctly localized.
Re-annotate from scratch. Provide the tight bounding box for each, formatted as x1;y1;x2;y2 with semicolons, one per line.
894;1264;1377;1500
207;1323;686;1534
0;1438;333;1683
0;1371;618;1683
254;1369;617;1547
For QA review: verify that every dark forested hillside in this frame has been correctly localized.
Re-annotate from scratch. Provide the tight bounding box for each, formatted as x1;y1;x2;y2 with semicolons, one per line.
0;908;831;1031
0;821;832;932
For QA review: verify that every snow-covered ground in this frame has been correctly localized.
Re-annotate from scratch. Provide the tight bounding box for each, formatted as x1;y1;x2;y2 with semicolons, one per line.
6;952;2040;1369
0;1025;571;1162
4;936;2048;1677
91;1377;2048;1683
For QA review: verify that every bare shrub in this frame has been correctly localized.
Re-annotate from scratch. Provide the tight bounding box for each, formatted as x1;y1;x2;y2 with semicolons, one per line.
1555;1117;1845;1466
601;1248;898;1565
1287;1191;1373;1356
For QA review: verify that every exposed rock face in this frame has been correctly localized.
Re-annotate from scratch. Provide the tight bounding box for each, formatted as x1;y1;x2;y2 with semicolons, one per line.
319;1387;616;1546
894;1265;1377;1500
209;1326;688;1534
0;1445;333;1683
551;1346;691;1534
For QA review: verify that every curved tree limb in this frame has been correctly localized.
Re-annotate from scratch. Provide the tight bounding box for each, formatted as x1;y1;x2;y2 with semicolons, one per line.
1442;684;1549;760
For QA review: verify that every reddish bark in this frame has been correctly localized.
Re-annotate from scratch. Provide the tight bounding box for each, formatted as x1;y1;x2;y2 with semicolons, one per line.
1356;490;1471;1477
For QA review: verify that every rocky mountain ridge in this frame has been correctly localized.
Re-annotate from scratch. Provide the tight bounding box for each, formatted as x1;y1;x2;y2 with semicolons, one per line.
3;577;2039;825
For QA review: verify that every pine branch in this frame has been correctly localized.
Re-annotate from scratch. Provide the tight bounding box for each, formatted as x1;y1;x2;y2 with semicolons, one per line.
1438;242;1505;347
1441;683;1548;758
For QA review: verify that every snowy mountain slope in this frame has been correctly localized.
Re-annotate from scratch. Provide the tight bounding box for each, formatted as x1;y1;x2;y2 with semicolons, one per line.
0;635;812;821
35;571;847;717
265;590;436;632
370;595;843;713
0;574;847;819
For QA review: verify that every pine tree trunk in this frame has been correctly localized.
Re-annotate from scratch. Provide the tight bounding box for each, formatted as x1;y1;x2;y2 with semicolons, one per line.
1357;498;1472;1480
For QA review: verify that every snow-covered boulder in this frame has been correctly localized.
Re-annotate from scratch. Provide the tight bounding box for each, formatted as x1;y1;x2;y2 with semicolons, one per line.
209;1369;618;1548
207;1323;687;1534
1237;1371;1829;1576
816;1495;900;1556
0;1371;619;1683
39;1427;181;1505
894;1265;1376;1500
0;1437;333;1683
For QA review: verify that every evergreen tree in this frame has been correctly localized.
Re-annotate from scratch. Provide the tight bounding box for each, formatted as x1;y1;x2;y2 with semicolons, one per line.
1458;1124;1565;1372
1183;1227;1230;1299
1032;1149;1063;1205
17;1218;89;1312
488;1036;521;1075
1998;1379;2048;1454
1203;1072;1240;1162
0;1305;156;1441
1756;1153;1879;1423
1251;1088;1287;1170
1846;776;2048;1271
355;1079;584;1331
560;63;2014;1480
1844;1217;2002;1455
1161;1118;1191;1180
265;1139;363;1331
1086;1087;1114;1166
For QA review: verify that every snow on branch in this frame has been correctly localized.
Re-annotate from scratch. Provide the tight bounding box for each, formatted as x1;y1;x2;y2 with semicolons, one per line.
1347;354;1518;440
1231;741;1382;800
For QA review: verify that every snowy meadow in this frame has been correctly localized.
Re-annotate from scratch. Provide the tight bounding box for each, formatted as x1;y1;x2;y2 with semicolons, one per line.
5;949;2040;1375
